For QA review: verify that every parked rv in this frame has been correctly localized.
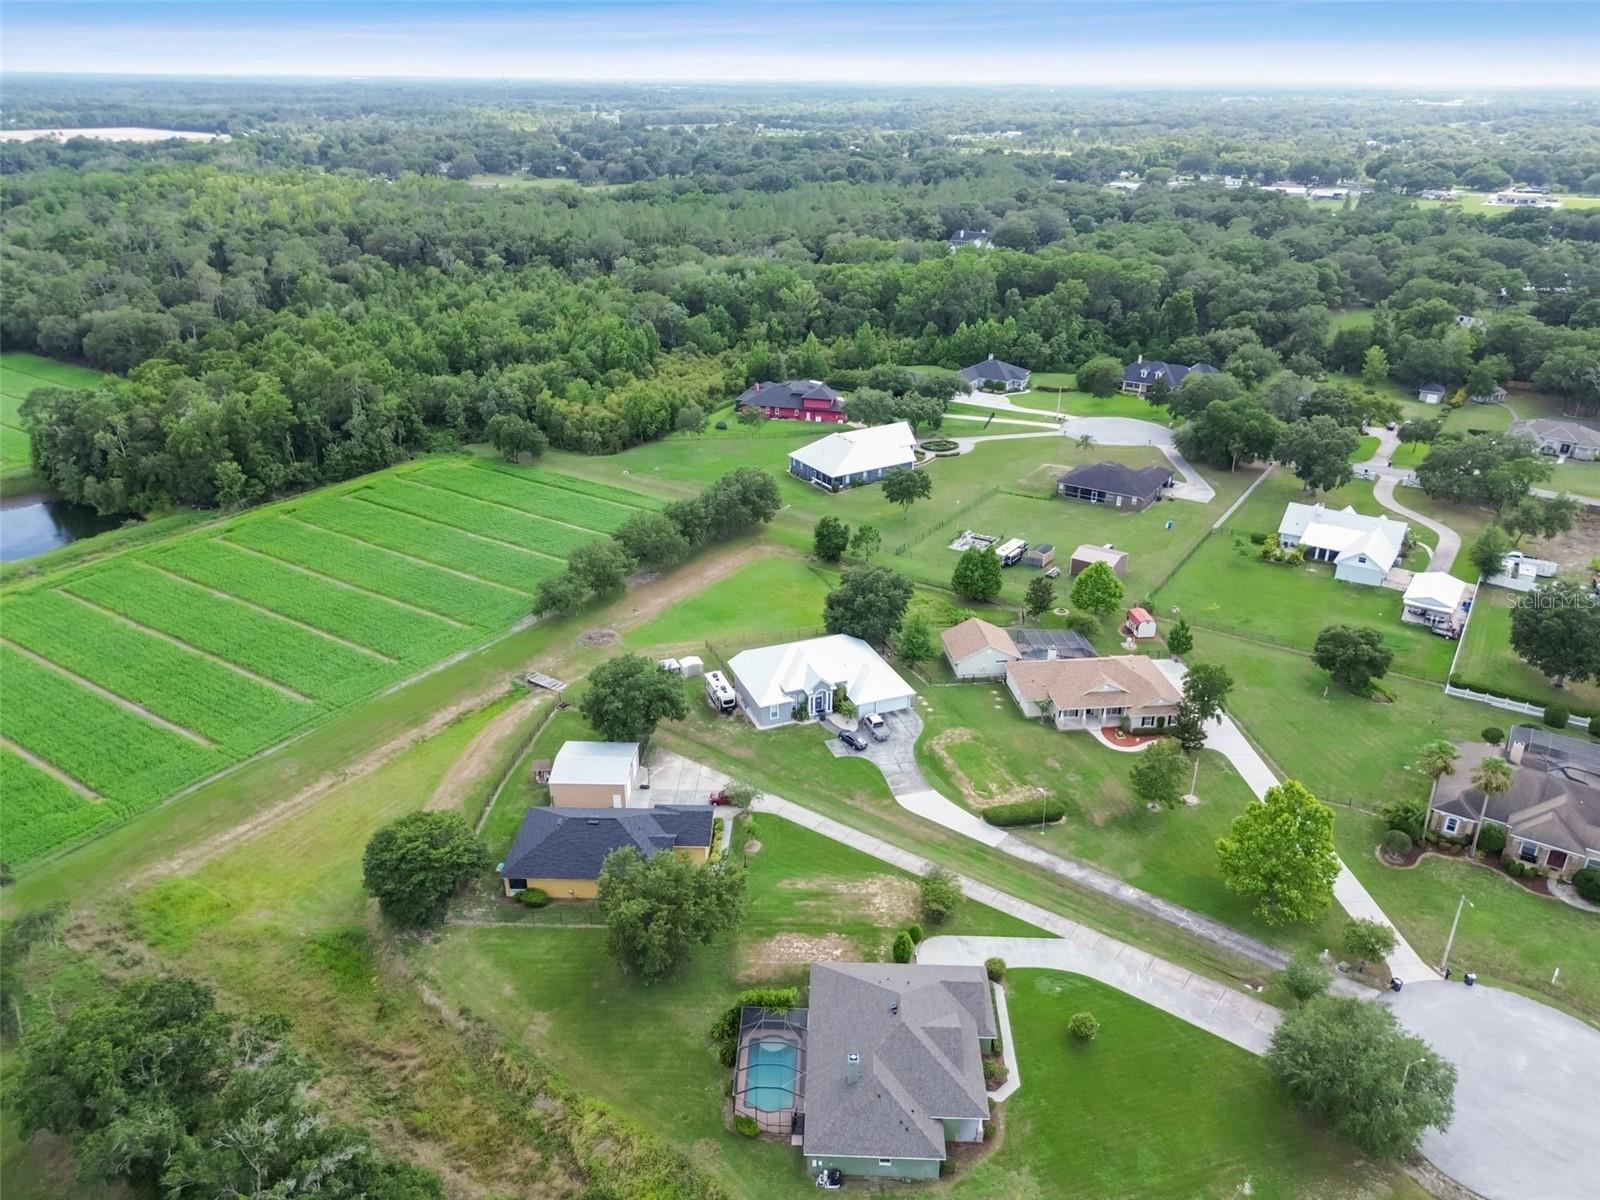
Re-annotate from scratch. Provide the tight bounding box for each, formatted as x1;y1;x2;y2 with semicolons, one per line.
995;537;1028;567
704;670;737;714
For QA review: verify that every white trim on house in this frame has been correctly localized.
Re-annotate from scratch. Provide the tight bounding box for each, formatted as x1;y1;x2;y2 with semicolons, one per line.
1278;502;1407;586
728;634;916;730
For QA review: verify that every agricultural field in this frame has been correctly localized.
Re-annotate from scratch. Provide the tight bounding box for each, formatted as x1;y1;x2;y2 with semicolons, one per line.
0;455;658;863
0;352;108;479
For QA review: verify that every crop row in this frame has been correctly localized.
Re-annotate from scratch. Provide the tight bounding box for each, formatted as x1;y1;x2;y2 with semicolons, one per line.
2;591;310;754
149;538;460;665
224;517;524;629
294;497;556;593
360;480;597;558
0;644;228;815
410;463;639;533
65;563;388;706
467;460;661;511
0;749;117;864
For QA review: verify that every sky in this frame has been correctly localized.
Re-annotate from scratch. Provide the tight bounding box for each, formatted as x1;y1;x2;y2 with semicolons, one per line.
2;1;1597;88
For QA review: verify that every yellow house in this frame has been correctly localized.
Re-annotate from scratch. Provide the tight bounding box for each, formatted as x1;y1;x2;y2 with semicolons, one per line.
499;805;713;899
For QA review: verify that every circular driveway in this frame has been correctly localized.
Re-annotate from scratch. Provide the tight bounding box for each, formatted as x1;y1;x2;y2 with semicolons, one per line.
1384;982;1600;1200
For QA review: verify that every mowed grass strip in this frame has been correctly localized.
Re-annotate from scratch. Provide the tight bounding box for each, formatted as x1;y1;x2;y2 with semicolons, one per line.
410;461;642;532
1;591;310;752
224;516;525;628
0;644;227;819
294;496;554;592
64;562;390;705
149;538;461;665
360;478;599;557
0;748;116;865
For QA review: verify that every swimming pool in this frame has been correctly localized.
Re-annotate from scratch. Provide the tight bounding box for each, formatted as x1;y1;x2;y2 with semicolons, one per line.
744;1037;798;1112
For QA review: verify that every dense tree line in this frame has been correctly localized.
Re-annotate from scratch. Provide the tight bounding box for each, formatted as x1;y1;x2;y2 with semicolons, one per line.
4;87;1597;515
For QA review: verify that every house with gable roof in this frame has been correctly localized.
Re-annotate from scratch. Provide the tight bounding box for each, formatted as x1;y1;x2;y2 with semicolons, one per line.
1120;357;1219;398
727;634;916;729
735;379;846;424
1277;502;1408;587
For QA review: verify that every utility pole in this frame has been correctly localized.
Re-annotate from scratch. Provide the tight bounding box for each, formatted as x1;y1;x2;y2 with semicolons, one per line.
1438;893;1473;976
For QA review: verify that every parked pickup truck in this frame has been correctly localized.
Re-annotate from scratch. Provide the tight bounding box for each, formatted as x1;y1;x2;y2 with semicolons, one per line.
863;713;889;742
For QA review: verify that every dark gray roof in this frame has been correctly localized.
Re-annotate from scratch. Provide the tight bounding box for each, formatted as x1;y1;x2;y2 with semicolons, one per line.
1008;627;1096;660
803;963;995;1163
948;228;991;246
735;379;842;413
1057;460;1173;499
1420;382;1447;393
1121;360;1217;388
957;357;1030;385
502;805;712;880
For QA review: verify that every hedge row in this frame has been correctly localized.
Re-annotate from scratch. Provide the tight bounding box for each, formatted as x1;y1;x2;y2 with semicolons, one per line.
983;797;1069;827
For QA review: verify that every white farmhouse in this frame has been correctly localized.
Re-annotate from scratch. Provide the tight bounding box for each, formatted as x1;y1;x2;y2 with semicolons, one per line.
788;421;917;493
1277;502;1408;587
727;634;915;729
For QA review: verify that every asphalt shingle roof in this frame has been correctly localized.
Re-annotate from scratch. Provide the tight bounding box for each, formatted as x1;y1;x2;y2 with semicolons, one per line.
957;357;1030;385
1057;461;1172;500
735;379;842;413
502;806;712;881
802;963;995;1163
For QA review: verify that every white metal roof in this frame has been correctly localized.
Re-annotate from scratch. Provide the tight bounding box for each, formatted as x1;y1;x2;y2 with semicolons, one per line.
728;634;915;709
1402;572;1467;614
788;421;916;480
547;740;639;786
1279;502;1407;573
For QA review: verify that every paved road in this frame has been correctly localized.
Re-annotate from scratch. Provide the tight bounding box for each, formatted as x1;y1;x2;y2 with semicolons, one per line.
1150;660;1440;984
1384;982;1600;1200
829;709;1294;971
947;396;1216;503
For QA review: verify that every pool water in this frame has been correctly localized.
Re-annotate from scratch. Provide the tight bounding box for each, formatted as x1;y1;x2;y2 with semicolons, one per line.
745;1038;798;1111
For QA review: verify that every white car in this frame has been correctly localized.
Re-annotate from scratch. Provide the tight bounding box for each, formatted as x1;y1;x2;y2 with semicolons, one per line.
863;713;889;742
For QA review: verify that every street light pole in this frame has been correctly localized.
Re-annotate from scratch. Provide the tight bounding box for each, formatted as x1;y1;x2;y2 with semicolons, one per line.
1400;1055;1427;1089
1438;893;1473;976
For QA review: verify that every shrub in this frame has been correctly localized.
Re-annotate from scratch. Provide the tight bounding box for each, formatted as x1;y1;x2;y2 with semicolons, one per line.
984;957;1007;983
1543;705;1569;729
919;867;963;925
1280;951;1332;1003
714;420;729;431
1382;795;1427;843
709;987;800;1067
982;797;1069;827
891;930;915;963
1248;531;1268;546
982;1057;1007;1087
516;886;550;908
734;1115;759;1138
1380;830;1413;860
1067;1011;1100;1042
1572;866;1600;904
1481;726;1505;746
906;922;925;945
1064;612;1099;637
1341;918;1398;969
1475;822;1506;854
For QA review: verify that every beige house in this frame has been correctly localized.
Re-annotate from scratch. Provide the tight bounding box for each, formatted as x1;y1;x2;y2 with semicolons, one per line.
1427;731;1600;880
941;618;1021;679
547;741;644;808
1005;654;1180;732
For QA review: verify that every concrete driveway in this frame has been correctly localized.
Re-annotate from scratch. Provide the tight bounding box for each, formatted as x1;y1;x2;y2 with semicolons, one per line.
1384;982;1600;1200
644;749;727;806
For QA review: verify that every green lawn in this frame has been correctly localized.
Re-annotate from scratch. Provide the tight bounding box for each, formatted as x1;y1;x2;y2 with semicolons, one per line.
1455;585;1600;715
1389;440;1429;469
1415;190;1600;215
1203;629;1600;1017
421;815;1039;1200
1547;457;1600;499
1350;435;1380;463
1151;472;1457;680
948;971;1417;1200
628;555;835;650
913;661;1346;959
1327;307;1374;333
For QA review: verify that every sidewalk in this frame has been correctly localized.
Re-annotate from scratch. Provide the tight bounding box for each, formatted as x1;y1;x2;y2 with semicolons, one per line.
750;794;1286;1054
1152;660;1440;982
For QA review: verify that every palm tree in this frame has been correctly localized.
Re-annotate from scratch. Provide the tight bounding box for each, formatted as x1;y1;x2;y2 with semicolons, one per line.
1468;756;1515;855
1417;740;1459;782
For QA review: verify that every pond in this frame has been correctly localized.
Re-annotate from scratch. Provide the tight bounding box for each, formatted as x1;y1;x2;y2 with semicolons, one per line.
0;493;125;562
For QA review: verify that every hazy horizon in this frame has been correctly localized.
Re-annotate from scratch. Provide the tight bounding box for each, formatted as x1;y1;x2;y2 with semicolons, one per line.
4;0;1598;88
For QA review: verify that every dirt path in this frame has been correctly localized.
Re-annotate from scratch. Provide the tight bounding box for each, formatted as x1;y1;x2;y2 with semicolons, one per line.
607;540;774;631
425;693;544;812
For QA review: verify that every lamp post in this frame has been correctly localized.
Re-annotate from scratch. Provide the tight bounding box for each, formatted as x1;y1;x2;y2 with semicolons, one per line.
1400;1055;1428;1089
1438;893;1474;976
